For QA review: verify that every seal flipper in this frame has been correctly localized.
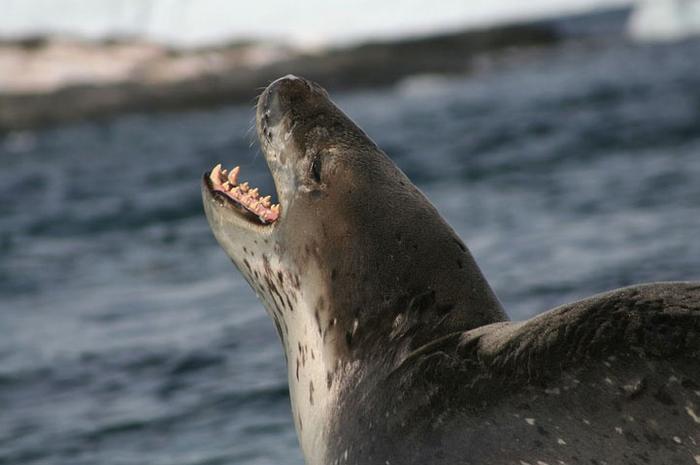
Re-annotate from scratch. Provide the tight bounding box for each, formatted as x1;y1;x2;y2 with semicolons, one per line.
466;281;700;378
445;281;700;465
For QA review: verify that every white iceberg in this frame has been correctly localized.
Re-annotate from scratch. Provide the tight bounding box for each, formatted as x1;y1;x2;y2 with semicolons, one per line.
628;0;700;42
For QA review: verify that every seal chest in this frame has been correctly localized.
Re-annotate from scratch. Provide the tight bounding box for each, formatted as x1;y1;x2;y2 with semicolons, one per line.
224;230;342;463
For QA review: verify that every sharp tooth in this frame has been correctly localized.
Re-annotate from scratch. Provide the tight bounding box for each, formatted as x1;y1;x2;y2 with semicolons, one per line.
228;166;240;185
223;181;231;190
250;201;260;210
261;196;271;207
210;164;223;183
221;168;228;176
271;204;280;213
240;182;249;192
250;188;259;197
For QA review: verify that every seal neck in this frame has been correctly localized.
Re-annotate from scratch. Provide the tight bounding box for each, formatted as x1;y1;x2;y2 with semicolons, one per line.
310;192;508;371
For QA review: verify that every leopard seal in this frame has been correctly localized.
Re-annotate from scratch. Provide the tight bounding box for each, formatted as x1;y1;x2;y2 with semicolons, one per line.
202;75;700;465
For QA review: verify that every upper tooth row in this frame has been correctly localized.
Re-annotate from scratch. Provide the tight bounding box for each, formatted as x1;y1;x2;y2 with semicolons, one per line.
210;163;278;209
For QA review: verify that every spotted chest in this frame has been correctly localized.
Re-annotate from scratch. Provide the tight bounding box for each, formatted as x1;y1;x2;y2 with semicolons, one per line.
237;248;350;465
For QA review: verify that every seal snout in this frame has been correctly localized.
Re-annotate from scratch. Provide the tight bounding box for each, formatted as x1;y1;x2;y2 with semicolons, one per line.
267;74;314;96
259;75;323;131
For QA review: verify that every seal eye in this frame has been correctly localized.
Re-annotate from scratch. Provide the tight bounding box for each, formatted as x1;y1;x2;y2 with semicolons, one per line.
310;154;322;183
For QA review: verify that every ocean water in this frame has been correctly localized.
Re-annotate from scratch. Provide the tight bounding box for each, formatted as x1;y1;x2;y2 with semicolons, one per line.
1;37;700;465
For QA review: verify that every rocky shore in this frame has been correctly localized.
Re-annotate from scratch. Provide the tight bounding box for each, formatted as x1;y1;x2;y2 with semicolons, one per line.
0;24;562;131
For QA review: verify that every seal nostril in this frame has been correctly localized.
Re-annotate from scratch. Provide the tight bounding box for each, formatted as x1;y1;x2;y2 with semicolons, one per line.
311;155;322;183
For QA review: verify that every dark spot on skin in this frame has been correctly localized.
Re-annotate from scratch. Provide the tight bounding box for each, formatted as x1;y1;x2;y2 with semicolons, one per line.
456;259;463;269
243;246;248;254
345;330;353;348
453;237;467;252
681;378;698;390
315;310;322;335
243;259;251;271
395;233;402;243
309;381;314;405
653;386;675;406
331;268;337;281
408;290;436;313
274;291;286;308
273;318;286;350
436;304;455;315
327;371;333;389
286;295;294;312
296;358;300;381
298;414;303;432
277;271;284;284
274;290;288;312
537;426;549;436
265;276;279;295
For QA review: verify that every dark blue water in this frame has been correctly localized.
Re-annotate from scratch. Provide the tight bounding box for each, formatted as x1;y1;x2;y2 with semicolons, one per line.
2;38;699;465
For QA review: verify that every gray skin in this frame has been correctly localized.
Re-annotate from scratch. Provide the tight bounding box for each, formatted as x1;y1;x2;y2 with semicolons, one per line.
202;75;700;465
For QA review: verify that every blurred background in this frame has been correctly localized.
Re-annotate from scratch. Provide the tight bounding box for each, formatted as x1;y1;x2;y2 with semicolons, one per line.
1;1;699;464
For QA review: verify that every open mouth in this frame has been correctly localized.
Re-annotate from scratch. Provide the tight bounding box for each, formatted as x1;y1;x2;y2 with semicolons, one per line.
206;163;280;225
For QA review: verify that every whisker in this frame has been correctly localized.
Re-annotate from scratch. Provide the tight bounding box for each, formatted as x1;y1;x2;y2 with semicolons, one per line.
246;116;257;148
